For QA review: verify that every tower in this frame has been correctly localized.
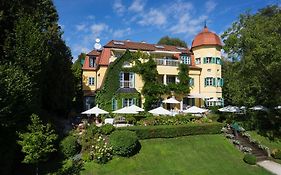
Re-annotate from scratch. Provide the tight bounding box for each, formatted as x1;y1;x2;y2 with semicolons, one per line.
191;26;223;106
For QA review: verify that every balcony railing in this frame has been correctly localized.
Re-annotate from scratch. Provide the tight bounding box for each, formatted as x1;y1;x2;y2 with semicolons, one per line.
155;58;180;67
120;81;134;88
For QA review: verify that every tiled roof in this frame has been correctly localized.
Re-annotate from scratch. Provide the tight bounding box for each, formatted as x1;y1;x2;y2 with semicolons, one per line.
99;48;111;66
82;55;99;70
191;27;222;49
104;40;190;54
87;50;101;56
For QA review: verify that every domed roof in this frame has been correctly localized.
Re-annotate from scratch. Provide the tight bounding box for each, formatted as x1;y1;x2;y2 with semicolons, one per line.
191;26;222;49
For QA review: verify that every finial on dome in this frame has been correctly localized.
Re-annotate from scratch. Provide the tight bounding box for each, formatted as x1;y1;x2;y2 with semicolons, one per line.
204;20;207;28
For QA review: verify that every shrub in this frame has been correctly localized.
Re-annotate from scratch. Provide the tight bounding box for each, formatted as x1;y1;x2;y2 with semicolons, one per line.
100;124;115;135
80;124;99;152
60;135;80;158
243;154;256;165
272;149;281;159
90;135;113;164
119;122;223;139
109;130;139;157
56;158;83;175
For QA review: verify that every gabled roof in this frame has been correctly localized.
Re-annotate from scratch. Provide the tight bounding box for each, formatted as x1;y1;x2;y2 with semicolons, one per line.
104;40;190;54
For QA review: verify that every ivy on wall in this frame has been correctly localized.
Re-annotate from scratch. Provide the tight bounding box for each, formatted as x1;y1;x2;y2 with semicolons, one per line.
96;50;190;112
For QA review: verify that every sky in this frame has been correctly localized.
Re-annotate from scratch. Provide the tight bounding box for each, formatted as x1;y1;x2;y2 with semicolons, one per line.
53;0;277;59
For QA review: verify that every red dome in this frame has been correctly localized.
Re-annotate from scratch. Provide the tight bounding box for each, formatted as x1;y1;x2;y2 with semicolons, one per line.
191;26;222;49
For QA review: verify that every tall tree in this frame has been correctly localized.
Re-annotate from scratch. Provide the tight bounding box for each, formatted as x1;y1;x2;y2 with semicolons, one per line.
222;5;281;107
157;36;187;47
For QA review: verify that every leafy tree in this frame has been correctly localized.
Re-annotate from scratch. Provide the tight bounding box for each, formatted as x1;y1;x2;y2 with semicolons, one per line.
71;53;86;111
158;36;187;47
222;5;281;107
18;114;58;174
222;5;281;137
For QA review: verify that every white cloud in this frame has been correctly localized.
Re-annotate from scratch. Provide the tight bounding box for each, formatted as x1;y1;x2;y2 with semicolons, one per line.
129;0;145;12
205;0;217;13
112;28;131;38
90;23;109;37
113;0;125;15
138;9;166;26
76;24;86;32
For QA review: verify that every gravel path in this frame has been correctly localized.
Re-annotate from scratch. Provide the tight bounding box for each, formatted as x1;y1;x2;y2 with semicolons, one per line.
257;160;281;175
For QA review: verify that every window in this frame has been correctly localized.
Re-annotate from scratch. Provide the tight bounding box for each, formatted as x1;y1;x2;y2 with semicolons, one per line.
217;78;224;87
204;77;216;86
216;57;222;65
203;57;217;64
112;98;117;110
189;78;194;86
89;57;96;67
195;58;201;64
166;75;176;84
207;69;211;72
180;55;191;65
122;98;135;107
88;77;95;85
120;72;134;88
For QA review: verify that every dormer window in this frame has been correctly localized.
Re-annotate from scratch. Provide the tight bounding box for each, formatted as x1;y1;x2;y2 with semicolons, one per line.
180;55;191;65
89;56;96;67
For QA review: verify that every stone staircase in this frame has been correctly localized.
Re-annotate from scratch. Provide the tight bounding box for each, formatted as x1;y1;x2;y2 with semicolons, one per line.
236;133;268;161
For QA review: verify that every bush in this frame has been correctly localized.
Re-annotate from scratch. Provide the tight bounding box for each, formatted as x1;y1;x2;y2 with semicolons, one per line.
118;122;223;139
137;115;194;126
60;135;80;158
243;154;256;165
272;149;281;159
90;135;113;163
100;124;115;135
55;158;83;175
109;130;139;157
80;124;99;152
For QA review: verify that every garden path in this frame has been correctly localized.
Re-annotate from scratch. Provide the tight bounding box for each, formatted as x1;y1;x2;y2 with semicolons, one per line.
257;160;281;175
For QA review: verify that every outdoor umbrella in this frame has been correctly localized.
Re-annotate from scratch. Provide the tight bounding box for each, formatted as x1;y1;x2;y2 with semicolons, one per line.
127;104;144;112
249;105;268;112
113;106;139;114
183;106;207;114
162;97;180;104
218;106;240;113
81;106;109;116
148;106;172;115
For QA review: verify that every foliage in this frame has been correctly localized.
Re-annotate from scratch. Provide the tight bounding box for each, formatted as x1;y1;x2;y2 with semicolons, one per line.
118;122;223;139
80;124;99;152
17;114;58;164
96;50;133;111
272;149;281;159
109;130;139;157
222;6;281;107
60;135;80;158
71;53;86;112
137;115;195;126
100;124;115;135
90;135;113;164
243;154;257;165
157;36;187;47
54;158;83;175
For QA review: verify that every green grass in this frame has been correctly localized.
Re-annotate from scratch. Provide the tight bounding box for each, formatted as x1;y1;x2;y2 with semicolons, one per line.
81;134;272;175
248;131;281;151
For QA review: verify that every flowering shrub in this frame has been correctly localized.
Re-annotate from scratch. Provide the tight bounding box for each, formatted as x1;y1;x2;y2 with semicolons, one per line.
241;146;252;153
221;127;228;133
90;135;113;164
225;133;235;139
232;139;240;145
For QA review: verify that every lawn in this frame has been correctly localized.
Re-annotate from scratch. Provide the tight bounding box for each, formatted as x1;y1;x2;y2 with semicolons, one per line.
81;134;272;175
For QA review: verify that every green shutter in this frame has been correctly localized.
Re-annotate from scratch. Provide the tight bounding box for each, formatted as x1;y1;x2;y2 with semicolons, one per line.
133;98;136;105
213;78;216;86
221;78;224;86
203;57;206;64
204;78;207;86
122;98;124;107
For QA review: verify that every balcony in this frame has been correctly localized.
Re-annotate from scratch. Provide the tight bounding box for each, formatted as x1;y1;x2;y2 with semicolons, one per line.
155;58;180;67
120;80;134;88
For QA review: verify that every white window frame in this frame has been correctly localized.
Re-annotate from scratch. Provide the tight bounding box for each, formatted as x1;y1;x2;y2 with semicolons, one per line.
195;58;201;64
88;77;95;85
120;72;134;88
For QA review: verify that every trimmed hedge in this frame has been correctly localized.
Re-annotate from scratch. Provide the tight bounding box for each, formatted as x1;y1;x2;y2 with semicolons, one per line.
60;135;80;158
118;122;223;139
243;154;257;165
109;130;139;157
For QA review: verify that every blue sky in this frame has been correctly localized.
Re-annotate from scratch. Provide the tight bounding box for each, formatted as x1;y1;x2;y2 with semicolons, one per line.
53;0;276;59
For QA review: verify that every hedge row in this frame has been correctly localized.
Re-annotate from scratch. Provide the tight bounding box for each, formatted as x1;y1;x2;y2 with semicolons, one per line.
118;122;223;139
